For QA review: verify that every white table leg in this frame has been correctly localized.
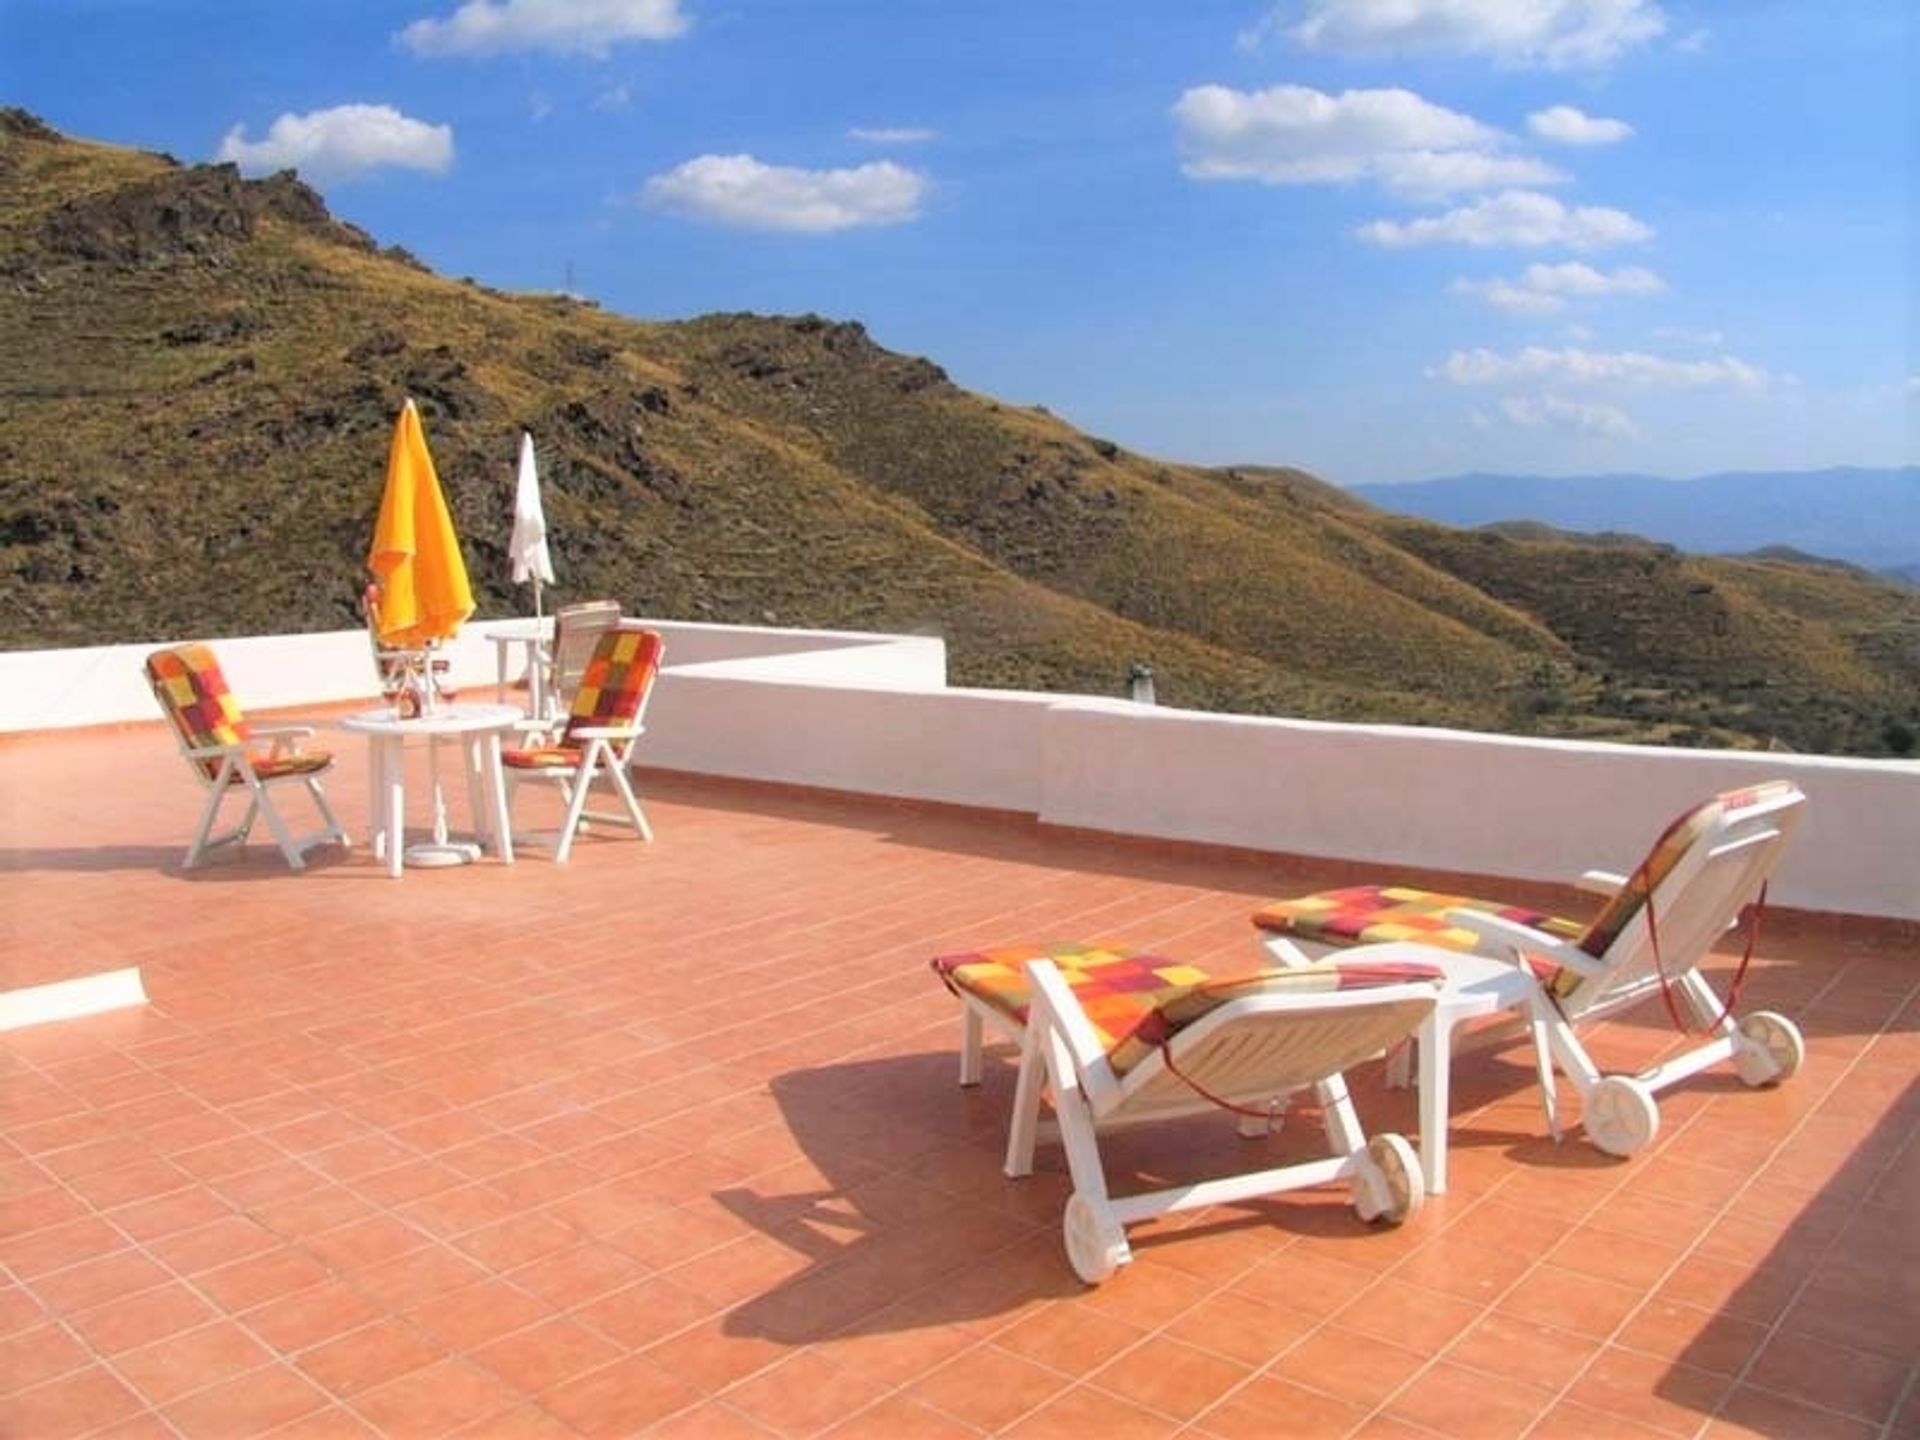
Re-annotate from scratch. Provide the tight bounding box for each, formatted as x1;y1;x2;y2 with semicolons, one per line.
382;737;405;879
485;732;513;864
461;734;486;849
528;640;547;721
366;737;386;860
493;640;509;706
1418;1011;1455;1194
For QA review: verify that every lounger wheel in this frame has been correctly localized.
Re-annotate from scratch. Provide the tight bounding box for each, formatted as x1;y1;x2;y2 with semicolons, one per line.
1353;1133;1424;1225
1062;1193;1129;1285
1733;1011;1804;1087
1583;1076;1659;1157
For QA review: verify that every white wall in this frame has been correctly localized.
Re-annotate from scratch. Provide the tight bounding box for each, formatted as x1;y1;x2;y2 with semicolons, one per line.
5;621;1914;920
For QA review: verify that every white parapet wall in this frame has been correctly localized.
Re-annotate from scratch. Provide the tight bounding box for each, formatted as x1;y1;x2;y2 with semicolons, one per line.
5;619;1915;920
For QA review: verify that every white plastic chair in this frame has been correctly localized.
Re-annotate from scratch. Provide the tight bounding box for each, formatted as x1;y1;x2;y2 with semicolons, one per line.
145;644;349;872
1254;782;1809;1158
501;624;663;862
936;945;1438;1283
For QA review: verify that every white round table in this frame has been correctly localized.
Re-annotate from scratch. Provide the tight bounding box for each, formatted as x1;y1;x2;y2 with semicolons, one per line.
341;703;522;878
477;617;555;717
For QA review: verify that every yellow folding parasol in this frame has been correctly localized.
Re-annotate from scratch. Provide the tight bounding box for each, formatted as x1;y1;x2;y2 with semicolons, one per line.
368;398;473;647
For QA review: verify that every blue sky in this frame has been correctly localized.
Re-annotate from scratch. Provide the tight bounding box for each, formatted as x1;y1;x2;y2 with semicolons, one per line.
4;0;1914;484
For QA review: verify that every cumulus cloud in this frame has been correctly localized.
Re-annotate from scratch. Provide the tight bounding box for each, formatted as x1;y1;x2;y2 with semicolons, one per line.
1174;84;1561;200
848;126;936;145
1289;0;1667;69
1653;325;1727;348
1431;345;1769;389
1454;261;1664;313
1528;104;1634;145
1501;393;1639;436
216;104;453;183
1359;189;1651;249
642;154;928;232
400;0;687;58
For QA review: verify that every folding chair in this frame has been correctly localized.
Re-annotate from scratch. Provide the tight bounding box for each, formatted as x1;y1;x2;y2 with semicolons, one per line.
144;644;348;872
502;624;663;862
934;943;1441;1283
547;598;623;718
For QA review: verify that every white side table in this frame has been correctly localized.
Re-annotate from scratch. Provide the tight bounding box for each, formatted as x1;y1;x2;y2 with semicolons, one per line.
1349;942;1539;1194
341;704;521;878
477;617;554;718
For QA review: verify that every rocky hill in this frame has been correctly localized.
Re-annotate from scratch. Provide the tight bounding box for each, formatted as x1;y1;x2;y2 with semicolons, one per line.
4;113;1917;756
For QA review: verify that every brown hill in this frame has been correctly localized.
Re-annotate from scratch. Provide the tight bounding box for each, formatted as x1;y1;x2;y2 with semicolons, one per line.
3;114;1916;755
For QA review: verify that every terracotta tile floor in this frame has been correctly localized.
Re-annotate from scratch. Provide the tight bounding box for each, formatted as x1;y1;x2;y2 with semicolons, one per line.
1;717;1915;1437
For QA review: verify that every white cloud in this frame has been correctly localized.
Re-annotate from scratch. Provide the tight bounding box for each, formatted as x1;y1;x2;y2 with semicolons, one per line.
1288;0;1667;69
1359;189;1652;249
1528;104;1633;145
400;0;687;58
849;126;936;145
1500;393;1639;436
642;154;929;232
1455;260;1664;313
1173;84;1561;200
1432;345;1769;389
1653;325;1727;348
592;84;633;112
216;104;453;183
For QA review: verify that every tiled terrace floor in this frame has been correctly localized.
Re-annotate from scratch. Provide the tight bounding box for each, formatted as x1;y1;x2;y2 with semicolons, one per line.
1;716;1915;1439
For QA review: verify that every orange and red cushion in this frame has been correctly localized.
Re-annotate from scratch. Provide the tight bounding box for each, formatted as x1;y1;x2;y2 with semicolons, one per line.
932;941;1443;1076
241;752;332;782
146;644;253;779
1248;782;1795;1000
1252;884;1586;953
504;627;664;770
560;628;663;747
146;645;332;784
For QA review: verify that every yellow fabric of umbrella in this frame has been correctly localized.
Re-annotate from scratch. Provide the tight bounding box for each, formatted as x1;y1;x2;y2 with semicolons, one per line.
368;399;474;647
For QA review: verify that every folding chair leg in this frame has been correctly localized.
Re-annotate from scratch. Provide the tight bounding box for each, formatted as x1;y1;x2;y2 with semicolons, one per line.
1003;1020;1047;1178
1528;1001;1562;1142
1314;1073;1367;1159
553;745;604;864
603;761;653;842
184;785;231;868
252;784;308;871
959;1008;984;1087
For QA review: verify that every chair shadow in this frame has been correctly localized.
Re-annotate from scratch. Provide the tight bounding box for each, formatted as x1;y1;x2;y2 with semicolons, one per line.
1658;1076;1919;1430
0;842;363;882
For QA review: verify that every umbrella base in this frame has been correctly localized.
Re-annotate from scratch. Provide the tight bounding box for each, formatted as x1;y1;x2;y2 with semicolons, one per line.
404;841;481;868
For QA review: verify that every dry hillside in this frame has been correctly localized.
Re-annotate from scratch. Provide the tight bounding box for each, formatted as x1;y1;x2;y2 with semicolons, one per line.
3;112;1916;755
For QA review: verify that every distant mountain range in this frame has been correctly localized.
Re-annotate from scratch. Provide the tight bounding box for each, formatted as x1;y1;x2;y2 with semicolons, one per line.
1350;468;1920;580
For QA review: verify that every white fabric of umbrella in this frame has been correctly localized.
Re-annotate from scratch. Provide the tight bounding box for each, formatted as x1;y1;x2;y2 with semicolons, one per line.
508;430;555;619
508;430;560;717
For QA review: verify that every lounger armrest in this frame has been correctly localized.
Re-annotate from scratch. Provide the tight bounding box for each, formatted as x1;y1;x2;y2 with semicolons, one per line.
1576;869;1628;896
1024;959;1110;1074
183;740;250;762
1440;909;1606;979
250;725;315;758
569;724;643;742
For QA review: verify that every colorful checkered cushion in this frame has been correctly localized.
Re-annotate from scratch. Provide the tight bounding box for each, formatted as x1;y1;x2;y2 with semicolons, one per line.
502;626;664;771
146;644;333;783
932;941;1443;1076
1253;885;1585;953
1576;781;1796;962
1250;782;1797;1000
